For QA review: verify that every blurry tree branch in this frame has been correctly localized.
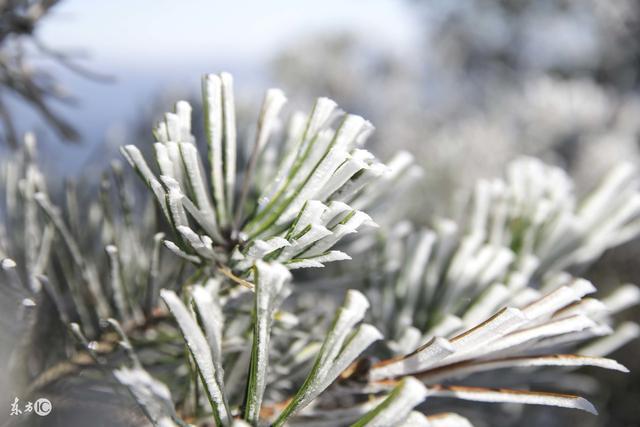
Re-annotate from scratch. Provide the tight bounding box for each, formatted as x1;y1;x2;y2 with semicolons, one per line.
0;0;112;148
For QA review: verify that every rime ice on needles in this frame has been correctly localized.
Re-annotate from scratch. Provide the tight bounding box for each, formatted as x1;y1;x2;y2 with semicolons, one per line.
113;367;181;426
360;156;640;423
272;290;382;426
351;377;429;427
121;73;389;273
158;271;388;426
160;289;231;426
465;156;640;273
4;79;639;427
244;261;292;424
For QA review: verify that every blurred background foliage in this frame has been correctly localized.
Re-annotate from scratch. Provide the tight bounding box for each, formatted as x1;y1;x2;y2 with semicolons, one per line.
1;0;640;426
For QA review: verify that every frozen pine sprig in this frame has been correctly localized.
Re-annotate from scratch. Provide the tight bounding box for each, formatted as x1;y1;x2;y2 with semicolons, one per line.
160;288;231;425
364;158;640;349
121;72;389;273
113;367;182;427
145;268;389;426
463;156;640;274
271;289;382;426
2;80;639;427
351;158;640;424
360;269;635;421
244;261;292;424
350;377;429;427
0;132;176;394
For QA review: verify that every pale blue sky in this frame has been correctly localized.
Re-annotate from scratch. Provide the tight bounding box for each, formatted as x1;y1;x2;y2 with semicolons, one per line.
40;0;417;70
27;0;418;173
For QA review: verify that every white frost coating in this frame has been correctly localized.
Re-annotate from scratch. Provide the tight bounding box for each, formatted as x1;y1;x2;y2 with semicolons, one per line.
522;279;596;321
511;287;541;308
202;73;227;226
445;235;482;284
160;289;230;425
429;315;464;338
304;97;338;141
344;210;377;229
293;224;333;246
105;245;129;322
323;323;383;386
256;113;306;209
552;298;607;319
291;200;328;236
600;284;640;314
191;281;224;373
470;180;491;238
154;120;169;142
177;226;216;259
120;146;155;185
450;307;527;353
462;283;509;326
256;88;287;152
429;386;597;415
389;328;422;356
286;259;325;269
305;250;351;264
220;72;237;214
162;241;201;264
473;315;597;360
385;151;415;179
181;196;223;243
355;120;375;146
316;294;373;372
1;258;17;269
477;247;514;286
157;417;179;427
334;161;389;205
154;143;175;178
21;298;36;307
357;377;428;427
301;224;358;258
120;145;168;216
278;129;334;199
315;154;368;202
179;142;214;216
280;147;349;224
113;367;177;424
578;162;636;229
159;176;189;228
399;411;431;427
333;115;367;152
277;290;379;421
279;224;332;260
579;321;640;357
175;100;193;141
318;290;370;366
320;201;352;225
420;355;628;383
405;231;436;288
395;231;436;331
246;261;292;422
164;113;180;142
165;142;184;185
370;337;455;381
426;413;474;427
246;237;290;259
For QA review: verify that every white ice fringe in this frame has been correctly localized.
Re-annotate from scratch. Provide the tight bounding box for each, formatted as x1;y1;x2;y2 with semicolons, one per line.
113;367;178;425
245;261;291;423
274;290;381;424
160;289;230;425
351;377;428;427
